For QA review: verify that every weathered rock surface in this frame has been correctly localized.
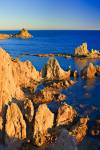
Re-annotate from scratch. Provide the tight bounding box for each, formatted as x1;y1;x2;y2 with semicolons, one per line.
0;34;11;40
33;104;54;146
5;103;26;145
32;86;60;104
75;43;89;56
56;104;77;126
70;117;89;143
0;48;40;111
44;129;78;150
42;57;70;80
81;63;96;79
24;99;34;123
75;43;100;58
12;29;32;39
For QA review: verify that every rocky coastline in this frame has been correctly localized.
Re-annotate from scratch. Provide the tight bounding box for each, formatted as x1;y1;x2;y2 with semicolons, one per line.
0;47;100;150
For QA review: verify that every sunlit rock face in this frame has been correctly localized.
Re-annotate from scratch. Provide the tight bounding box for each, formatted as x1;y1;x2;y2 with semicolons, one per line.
5;103;26;145
42;57;70;80
56;104;77;127
33;104;54;146
70;117;89;143
0;48;40;111
12;29;32;39
75;43;89;56
0;34;11;40
81;63;96;79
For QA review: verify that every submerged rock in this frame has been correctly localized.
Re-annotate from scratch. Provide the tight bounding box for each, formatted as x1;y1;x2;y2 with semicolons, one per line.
90;120;100;136
56;103;77;127
70;117;89;143
33;104;54;146
75;43;89;56
12;29;32;39
5;103;26;145
44;129;78;150
81;63;96;79
42;57;70;80
0;48;40;111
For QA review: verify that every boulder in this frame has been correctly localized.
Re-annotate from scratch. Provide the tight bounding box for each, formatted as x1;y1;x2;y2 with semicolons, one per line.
33;104;54;146
24;99;34;123
13;29;32;39
56;103;77;126
81;63;96;78
75;43;89;56
0;48;40;111
5;103;26;145
70;117;89;143
42;57;70;80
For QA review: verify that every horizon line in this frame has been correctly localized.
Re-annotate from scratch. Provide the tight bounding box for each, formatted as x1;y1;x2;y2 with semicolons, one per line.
0;28;100;31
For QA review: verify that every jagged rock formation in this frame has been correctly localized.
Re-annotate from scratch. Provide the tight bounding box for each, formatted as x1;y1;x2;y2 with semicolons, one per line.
70;117;89;143
23;99;34;123
42;57;70;80
75;43;100;58
33;104;54;146
75;43;89;56
5;103;26;145
56;104;77;126
12;29;32;39
0;48;40;111
0;34;11;40
81;63;96;78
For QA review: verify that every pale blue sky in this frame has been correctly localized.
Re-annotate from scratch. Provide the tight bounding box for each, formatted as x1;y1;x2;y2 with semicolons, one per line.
0;0;100;30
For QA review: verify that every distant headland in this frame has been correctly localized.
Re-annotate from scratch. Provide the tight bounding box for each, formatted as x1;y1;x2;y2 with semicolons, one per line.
0;28;32;39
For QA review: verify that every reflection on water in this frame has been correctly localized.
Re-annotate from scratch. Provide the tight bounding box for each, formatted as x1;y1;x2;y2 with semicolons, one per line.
84;79;96;90
74;58;97;70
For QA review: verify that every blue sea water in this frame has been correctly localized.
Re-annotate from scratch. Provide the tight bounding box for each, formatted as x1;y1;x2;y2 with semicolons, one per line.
0;30;100;116
0;30;100;148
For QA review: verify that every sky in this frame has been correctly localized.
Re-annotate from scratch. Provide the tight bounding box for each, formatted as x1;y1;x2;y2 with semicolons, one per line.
0;0;100;30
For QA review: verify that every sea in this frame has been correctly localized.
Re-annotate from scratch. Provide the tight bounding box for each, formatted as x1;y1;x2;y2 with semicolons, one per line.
0;30;100;149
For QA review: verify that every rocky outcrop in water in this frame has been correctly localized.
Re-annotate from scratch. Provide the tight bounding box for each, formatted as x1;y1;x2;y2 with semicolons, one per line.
12;29;32;39
81;63;96;78
0;48;40;111
5;103;26;145
70;117;89;143
33;104;54;146
0;29;32;40
56;104;77;126
75;43;89;56
75;43;100;58
42;57;70;80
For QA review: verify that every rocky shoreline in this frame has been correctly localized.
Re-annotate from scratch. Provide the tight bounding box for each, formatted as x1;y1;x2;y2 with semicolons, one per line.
0;48;100;150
